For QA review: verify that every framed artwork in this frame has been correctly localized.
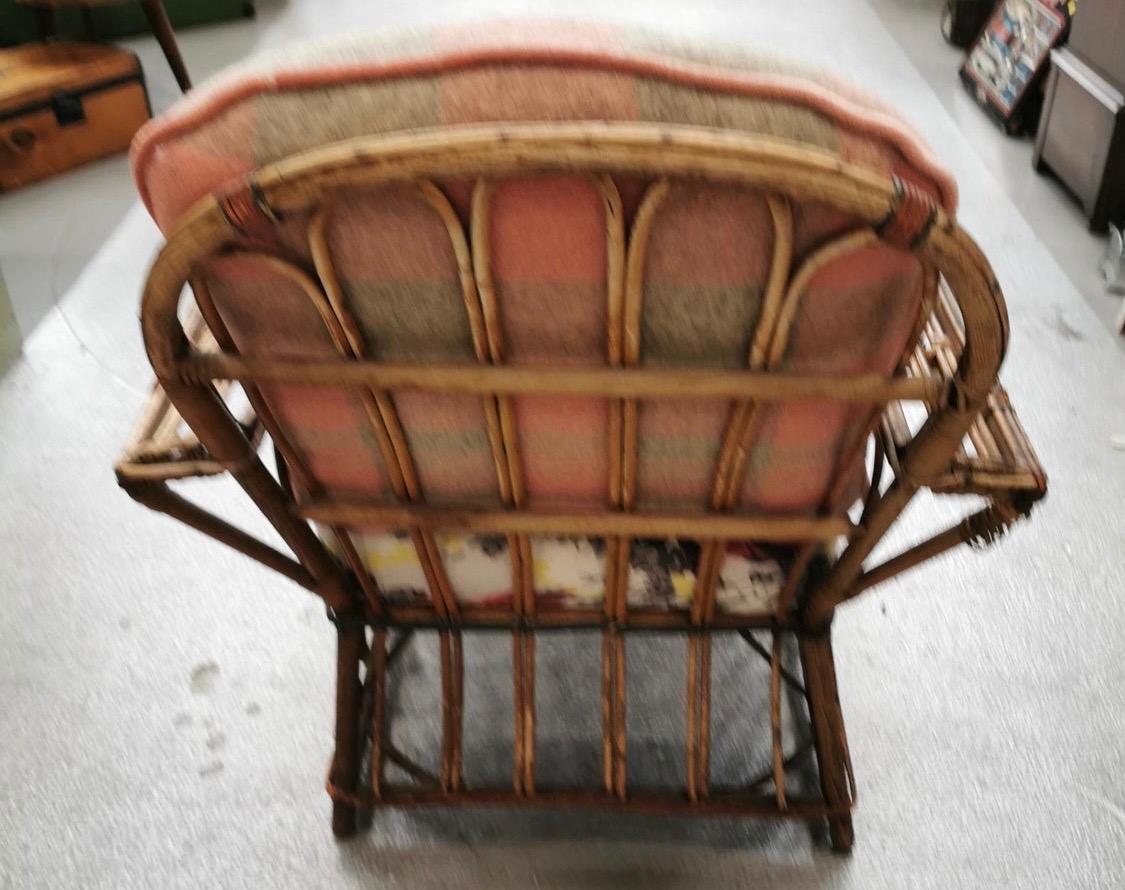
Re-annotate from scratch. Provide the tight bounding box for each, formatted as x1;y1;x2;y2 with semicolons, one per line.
960;0;1067;130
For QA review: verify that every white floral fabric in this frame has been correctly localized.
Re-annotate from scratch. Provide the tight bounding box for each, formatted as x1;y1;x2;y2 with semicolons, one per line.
329;532;786;615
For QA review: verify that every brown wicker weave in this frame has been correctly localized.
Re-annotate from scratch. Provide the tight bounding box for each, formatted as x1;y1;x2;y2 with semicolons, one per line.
115;123;1046;853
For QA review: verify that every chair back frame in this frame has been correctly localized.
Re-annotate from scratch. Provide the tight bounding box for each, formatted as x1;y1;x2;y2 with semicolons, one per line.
125;122;1019;849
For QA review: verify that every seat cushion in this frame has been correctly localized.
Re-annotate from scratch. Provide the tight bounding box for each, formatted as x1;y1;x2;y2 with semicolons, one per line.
331;531;787;615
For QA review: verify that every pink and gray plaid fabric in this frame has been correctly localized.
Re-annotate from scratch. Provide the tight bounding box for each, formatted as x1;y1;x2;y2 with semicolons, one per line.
138;21;949;614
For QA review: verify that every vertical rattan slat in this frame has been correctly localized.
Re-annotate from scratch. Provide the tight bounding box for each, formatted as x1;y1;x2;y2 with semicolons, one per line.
422;178;526;638
613;177;671;799
520;633;536;793
333;532;385;617
310;198;473;792
830;260;940;514
244;229;441;621
414;181;507;793
219;252;399;611
309;205;460;620
686;193;796;799
910;263;942;358
438;630;465;791
695;213;814;613
769;630;787;809
231;252;391;612
190;272;315;492
469;178;537;795
192;266;384;617
599;174;629;797
594;175;628;799
700;227;881;797
701;194;795;544
471;174;629;796
730;229;881;621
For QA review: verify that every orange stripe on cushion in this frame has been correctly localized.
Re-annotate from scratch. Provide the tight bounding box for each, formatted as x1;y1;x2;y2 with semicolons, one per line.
487;176;611;507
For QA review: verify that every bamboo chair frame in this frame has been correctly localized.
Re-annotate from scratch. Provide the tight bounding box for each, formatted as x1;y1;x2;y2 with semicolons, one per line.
115;123;1046;853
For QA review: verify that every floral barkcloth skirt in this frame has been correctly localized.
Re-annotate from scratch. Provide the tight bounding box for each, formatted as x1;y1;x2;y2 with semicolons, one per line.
327;532;789;615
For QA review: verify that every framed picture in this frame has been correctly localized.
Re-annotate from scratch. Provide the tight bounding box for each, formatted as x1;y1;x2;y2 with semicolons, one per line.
960;0;1067;131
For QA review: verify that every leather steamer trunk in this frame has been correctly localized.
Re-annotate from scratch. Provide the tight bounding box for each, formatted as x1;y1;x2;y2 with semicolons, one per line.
0;42;150;191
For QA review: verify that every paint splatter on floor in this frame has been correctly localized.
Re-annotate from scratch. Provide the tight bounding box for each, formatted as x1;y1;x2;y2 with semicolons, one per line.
190;662;220;695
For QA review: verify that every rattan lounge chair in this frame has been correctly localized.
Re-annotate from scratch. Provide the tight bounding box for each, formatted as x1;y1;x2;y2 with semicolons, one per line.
114;24;1046;852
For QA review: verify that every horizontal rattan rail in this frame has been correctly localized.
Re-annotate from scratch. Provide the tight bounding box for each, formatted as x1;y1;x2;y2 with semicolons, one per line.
184;354;944;403
329;786;851;820
119;121;1045;854
297;501;853;542
327;608;794;632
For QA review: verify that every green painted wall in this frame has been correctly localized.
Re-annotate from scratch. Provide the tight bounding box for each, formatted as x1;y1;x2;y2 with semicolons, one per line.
0;1;255;47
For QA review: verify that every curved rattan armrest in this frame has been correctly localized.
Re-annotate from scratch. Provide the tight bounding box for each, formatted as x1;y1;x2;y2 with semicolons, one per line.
820;277;1048;608
882;387;1046;505
835;390;1045;604
882;278;1047;507
113;310;308;588
115;308;261;485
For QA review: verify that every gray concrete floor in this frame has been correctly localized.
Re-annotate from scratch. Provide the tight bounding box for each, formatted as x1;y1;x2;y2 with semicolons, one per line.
2;2;1125;888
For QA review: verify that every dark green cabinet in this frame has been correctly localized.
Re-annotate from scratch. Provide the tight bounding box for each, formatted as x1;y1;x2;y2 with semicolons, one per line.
0;0;254;47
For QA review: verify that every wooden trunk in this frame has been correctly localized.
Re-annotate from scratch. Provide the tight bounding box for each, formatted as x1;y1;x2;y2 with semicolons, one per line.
0;42;150;191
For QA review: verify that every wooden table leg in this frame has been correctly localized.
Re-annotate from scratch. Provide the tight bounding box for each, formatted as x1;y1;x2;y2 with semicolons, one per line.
139;0;192;92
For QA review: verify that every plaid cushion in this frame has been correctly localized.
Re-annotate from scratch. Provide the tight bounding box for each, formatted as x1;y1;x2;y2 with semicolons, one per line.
132;21;956;229
145;22;950;615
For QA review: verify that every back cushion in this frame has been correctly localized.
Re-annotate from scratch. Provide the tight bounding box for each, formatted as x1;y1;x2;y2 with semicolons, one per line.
138;22;949;608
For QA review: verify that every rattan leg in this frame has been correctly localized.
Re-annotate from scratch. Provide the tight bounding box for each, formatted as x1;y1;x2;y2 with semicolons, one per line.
369;628;388;801
330;626;364;838
799;630;855;853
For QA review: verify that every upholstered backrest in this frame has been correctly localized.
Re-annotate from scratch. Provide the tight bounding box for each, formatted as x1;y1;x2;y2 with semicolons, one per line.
135;22;951;613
